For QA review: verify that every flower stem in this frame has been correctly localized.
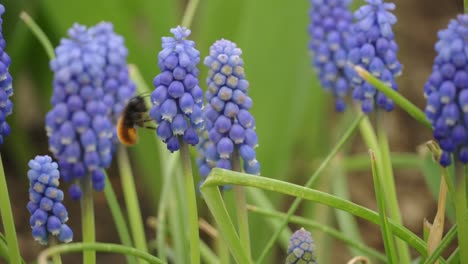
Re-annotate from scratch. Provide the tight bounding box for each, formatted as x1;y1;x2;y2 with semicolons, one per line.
0;154;21;264
179;140;200;264
454;165;468;263
377;115;411;263
19;11;55;60
103;173;136;264
181;0;201;28
81;175;96;264
117;147;148;262
465;0;468;14
37;242;163;264
50;238;62;264
369;150;399;263
256;114;364;263
232;151;251;258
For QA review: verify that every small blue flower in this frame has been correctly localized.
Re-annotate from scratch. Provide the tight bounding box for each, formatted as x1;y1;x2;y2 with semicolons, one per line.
308;0;354;112
286;228;317;264
347;0;402;113
424;14;468;166
150;26;204;152
197;39;260;187
27;155;73;245
46;23;115;198
0;5;13;144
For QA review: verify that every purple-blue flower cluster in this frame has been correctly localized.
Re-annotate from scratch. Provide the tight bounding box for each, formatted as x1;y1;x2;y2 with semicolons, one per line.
89;22;136;144
308;0;354;112
286;228;317;264
424;14;468;167
0;5;13;144
46;24;114;199
150;26;204;152
348;0;402;113
200;39;260;176
27;155;73;245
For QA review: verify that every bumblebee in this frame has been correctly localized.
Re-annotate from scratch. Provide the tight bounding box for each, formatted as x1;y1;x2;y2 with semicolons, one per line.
117;95;153;145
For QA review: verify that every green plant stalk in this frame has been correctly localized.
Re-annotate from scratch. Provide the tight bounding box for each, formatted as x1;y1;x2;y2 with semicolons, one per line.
19;11;55;60
117;147;148;262
49;239;62;264
369;150;399;263
181;0;201;28
200;240;220;264
217;225;231;264
354;66;431;129
155;153;177;264
377;118;412;263
332;160;368;258
0;233;9;263
465;0;468;14
81;175;96;264
0;155;21;264
256;113;364;263
202;168;439;259
232;152;251;257
424;224;457;264
37;243;163;264
447;248;459;264
454;165;468;263
201;185;251;264
103;174;136;264
248;205;387;262
246;188;291;248
179;141;201;264
169;184;187;264
344;153;422;172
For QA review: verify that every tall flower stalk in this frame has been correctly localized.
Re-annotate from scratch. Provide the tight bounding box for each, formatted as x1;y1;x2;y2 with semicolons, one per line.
423;14;468;263
0;4;20;264
46;22;135;263
150;26;204;264
199;39;261;257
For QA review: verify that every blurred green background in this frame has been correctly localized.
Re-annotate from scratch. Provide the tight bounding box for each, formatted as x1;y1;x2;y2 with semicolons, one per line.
0;0;464;263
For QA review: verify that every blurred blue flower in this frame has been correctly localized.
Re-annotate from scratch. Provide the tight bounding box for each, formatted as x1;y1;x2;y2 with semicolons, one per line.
286;228;317;264
197;39;260;187
0;5;13;144
348;0;402;113
89;22;136;145
308;0;354;112
46;23;116;198
27;155;73;245
424;14;468;167
150;26;204;152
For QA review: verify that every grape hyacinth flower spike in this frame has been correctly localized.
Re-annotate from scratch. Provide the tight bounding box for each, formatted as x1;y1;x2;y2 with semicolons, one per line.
424;14;468;167
150;26;204;152
27;155;73;245
0;4;13;144
46;24;114;199
89;22;136;145
348;0;402;113
197;39;260;186
308;0;354;112
286;228;317;264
